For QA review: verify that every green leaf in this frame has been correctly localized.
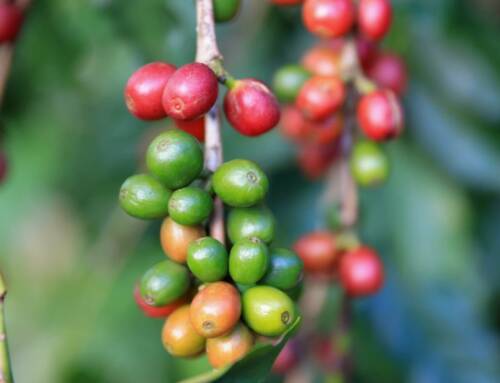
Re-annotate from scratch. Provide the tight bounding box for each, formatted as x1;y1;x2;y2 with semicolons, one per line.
179;317;301;383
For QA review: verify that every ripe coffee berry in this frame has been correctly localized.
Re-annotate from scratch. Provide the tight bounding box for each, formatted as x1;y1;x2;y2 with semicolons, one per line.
293;231;338;273
206;323;254;368
133;286;186;318
187;237;228;283
297;144;337;179
214;0;241;23
356;36;378;70
272;64;311;103
140;260;190;306
339;246;384;296
367;53;408;96
224;79;280;137
162;305;206;357
296;76;345;121
358;0;392;40
162;63;218;121
124;62;176;120
273;340;299;374
168;186;213;226
229;238;270;285
160;217;205;264
261;248;303;290
303;0;355;38
350;140;389;187
357;89;404;141
301;45;342;77
227;205;276;244
0;4;24;43
0;151;8;184
280;106;311;143
174;117;205;142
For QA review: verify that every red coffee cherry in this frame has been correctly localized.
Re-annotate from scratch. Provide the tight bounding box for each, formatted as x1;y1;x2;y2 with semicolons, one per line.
271;0;303;5
357;89;403;141
224;79;280;136
0;4;24;43
358;0;392;40
163;63;219;121
303;0;355;38
356;36;378;70
296;76;345;121
133;285;186;318
124;62;176;120
367;53;407;96
296;144;337;179
272;340;299;374
0;150;7;184
339;246;384;296
308;113;343;145
301;45;342;77
280;105;311;143
293;231;339;273
174;117;205;142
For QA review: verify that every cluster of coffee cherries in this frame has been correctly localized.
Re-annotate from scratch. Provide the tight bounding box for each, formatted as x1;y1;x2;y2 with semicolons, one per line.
272;0;406;182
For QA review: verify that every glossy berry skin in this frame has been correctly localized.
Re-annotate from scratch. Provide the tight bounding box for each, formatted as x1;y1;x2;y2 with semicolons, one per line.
174;117;205;142
212;159;269;207
296;76;345;121
124;62;176;120
160;217;205;264
293;231;338;273
261;248;303;291
303;0;355;38
133;285;186;318
146;129;203;189
272;65;311;103
272;340;299;374
168;186;213;226
301;45;342;77
187;237;228;283
190;282;241;338
119;174;171;219
140;260;190;306
358;0;392;41
0;4;24;43
357;89;404;141
162;63;218;121
0;151;7;184
214;0;241;22
229;238;270;285
351;140;389;187
339;246;384;296
227;205;276;244
206;323;254;368
242;286;296;337
162;305;206;357
367;53;408;96
224;79;280;137
271;0;303;4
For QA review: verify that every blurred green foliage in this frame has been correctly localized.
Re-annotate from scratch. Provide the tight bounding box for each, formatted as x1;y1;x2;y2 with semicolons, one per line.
1;0;500;382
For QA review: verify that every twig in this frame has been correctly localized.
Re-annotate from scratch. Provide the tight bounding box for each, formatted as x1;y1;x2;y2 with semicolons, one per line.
0;275;13;383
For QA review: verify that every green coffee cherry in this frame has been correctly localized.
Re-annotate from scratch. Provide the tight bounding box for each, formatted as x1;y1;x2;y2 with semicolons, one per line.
261;248;303;290
350;141;389;187
140;260;190;306
273;64;311;103
187;237;228;282
214;0;241;22
236;283;255;294
229;238;269;284
119;174;171;219
168;186;214;226
213;159;269;207
227;205;276;244
146;129;203;189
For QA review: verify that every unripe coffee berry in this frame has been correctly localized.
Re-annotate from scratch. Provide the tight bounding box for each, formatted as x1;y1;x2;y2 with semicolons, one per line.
367;53;408;96
146;129;203;189
358;0;392;41
168;186;213;226
160;217;205;264
339;246;384;296
293;231;338;273
140;260;190;306
227;205;276;244
301;45;342;77
174;117;205;142
124;62;176;120
214;0;241;22
261;248;303;290
133;286;186;318
0;4;24;43
224;79;280;137
206;323;254;368
303;0;355;38
296;76;345;121
272;65;311;103
162;63;218;121
187;237;228;283
162;305;206;357
350;140;389;187
229;238;270;285
357;89;404;141
119;174;171;219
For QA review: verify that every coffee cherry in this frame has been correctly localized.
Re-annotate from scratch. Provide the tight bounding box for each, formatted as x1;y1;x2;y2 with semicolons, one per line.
124;62;176;120
357;89;404;141
146;129;203;189
162;305;206;357
367;53;407;96
227;205;276;244
308;113;344;145
358;0;392;41
229;238;269;285
187;237;228;283
242;286;296;336
133;285;186;318
303;0;355;38
350;140;389;187
190;282;241;338
236;283;254;294
339;246;384;296
160;217;205;264
297;143;337;180
356;37;378;70
168;186;213;226
0;151;8;184
296;76;345;121
212;159;269;207
272;340;299;374
206;323;254;368
261;248;303;290
293;231;338;273
280;106;311;143
301;45;342;77
214;0;241;22
284;280;304;301
140;260;190;306
163;63;218;121
119;174;171;219
271;0;303;5
0;4;24;43
174;117;205;142
272;65;311;103
224;79;280;136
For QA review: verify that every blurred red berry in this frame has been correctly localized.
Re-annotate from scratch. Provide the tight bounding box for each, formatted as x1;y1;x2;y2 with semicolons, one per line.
301;45;342;77
294;231;339;272
358;0;392;40
133;285;186;318
0;4;23;43
367;53;407;96
280;105;311;143
303;0;355;38
356;36;378;70
296;144;337;179
339;246;384;296
297;76;345;121
308;113;343;145
273;340;299;374
174;117;205;142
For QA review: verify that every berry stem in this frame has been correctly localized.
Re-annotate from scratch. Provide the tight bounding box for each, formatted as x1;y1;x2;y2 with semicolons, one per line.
0;46;14;107
0;274;13;383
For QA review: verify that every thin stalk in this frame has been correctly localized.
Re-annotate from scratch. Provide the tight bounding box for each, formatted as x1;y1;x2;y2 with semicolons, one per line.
0;275;13;383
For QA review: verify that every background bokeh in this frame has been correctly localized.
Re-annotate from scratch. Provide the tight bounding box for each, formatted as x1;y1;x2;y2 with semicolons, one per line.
1;0;500;382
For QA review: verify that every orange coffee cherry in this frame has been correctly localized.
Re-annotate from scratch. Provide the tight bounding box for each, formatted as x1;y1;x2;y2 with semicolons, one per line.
160;217;205;263
162;305;206;357
206;322;254;368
